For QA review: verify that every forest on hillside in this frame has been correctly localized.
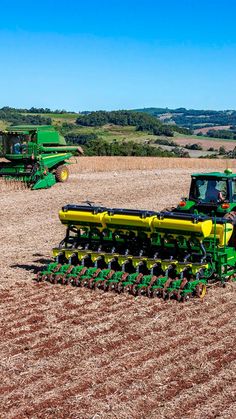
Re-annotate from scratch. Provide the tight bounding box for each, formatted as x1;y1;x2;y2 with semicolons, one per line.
134;107;236;129
2;105;236;130
75;110;190;135
1;106;236;158
0;107;51;125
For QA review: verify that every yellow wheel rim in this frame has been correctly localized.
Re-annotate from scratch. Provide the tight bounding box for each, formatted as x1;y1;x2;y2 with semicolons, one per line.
61;169;68;181
199;284;207;299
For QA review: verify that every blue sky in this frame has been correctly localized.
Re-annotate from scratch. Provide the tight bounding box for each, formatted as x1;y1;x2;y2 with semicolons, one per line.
0;0;235;110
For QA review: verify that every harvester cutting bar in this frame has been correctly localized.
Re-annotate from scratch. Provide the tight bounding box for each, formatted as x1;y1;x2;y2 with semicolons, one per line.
0;162;34;176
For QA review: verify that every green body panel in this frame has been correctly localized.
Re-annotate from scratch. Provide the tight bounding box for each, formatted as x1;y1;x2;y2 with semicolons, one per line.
9;125;66;145
215;202;236;214
32;173;56;190
41;153;73;169
0;125;82;189
177;200;195;211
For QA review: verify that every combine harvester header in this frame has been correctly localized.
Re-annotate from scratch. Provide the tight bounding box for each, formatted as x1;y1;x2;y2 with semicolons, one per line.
37;169;236;301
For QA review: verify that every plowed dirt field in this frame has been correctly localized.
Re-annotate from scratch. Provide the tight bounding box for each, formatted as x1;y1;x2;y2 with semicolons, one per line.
1;158;236;419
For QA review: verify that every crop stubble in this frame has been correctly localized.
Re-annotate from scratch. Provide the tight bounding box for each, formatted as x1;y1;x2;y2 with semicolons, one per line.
0;158;235;419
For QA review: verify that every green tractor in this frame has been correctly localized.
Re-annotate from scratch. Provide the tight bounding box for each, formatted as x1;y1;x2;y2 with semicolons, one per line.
173;169;236;231
37;169;236;301
0;125;83;189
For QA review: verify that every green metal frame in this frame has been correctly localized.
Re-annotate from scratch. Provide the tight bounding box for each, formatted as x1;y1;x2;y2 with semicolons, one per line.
36;170;236;300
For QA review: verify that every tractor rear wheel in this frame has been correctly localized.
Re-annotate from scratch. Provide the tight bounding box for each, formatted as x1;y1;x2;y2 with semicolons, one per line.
161;206;176;213
55;165;69;182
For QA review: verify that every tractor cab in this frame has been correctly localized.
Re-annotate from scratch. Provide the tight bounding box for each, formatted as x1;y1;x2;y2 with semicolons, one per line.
176;169;236;216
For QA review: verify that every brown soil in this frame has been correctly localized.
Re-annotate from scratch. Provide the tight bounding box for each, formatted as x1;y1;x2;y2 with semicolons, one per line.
174;136;236;151
194;126;231;134
0;158;235;419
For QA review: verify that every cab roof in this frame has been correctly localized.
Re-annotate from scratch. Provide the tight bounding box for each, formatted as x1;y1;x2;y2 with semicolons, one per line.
3;125;55;134
191;170;236;179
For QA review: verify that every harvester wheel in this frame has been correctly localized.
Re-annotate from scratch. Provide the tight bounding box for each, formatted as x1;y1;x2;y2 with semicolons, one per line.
55;165;69;183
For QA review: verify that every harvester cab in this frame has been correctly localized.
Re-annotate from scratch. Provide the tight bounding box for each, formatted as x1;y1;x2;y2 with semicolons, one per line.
0;125;83;189
37;169;236;301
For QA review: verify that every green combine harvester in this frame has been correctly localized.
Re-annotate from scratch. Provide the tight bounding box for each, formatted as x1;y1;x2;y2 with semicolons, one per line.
37;169;236;300
0;125;83;189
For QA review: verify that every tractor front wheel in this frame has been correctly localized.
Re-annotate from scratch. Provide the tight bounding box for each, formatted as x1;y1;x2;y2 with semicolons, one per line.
55;165;69;183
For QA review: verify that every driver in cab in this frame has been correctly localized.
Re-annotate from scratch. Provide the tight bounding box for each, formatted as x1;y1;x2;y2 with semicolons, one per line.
205;180;224;202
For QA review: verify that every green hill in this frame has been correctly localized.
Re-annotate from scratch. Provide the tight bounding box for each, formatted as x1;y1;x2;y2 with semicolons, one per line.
1;106;236;158
133;107;236;130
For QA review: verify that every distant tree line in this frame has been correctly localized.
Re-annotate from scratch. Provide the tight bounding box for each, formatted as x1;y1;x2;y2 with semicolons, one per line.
169;125;193;135
204;128;236;140
173;113;236;128
0;106;74;114
154;138;178;146
0;108;51;125
134;107;221;116
75;110;190;136
133;107;236;130
185;143;203;150
65;132;98;145
65;132;189;157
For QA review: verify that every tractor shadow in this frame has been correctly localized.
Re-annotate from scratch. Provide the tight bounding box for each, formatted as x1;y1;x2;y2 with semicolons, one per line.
11;258;52;274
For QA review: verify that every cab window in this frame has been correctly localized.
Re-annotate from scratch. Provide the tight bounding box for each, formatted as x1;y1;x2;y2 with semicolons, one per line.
232;181;236;202
191;179;227;202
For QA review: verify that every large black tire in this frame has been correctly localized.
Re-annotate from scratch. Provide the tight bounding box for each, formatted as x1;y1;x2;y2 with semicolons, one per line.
161;206;176;213
224;211;236;247
55;165;69;183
